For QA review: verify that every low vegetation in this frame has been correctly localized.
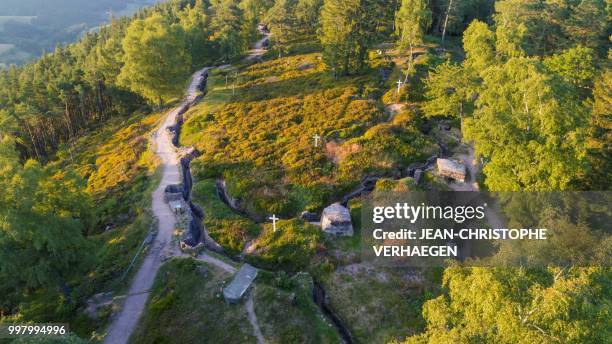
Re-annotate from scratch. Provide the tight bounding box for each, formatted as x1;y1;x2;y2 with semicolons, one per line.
246;219;324;272
183;50;434;220
254;271;341;343
132;259;342;344
191;178;260;255
321;265;430;343
131;258;257;344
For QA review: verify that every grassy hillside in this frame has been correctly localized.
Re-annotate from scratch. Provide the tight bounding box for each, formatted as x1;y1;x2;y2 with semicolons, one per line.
131;258;257;344
183;51;436;220
254;271;341;343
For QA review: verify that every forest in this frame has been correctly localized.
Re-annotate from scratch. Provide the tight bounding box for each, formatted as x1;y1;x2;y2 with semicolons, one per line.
0;0;610;343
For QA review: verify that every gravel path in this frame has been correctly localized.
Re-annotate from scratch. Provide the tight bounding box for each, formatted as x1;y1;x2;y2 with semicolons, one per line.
103;69;208;344
245;29;270;61
192;253;237;274
385;103;404;121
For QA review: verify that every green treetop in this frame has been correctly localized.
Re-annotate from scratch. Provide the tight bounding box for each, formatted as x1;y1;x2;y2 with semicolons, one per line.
394;0;431;56
320;0;383;75
404;266;611;343
462;20;495;73
0;136;94;303
118;13;191;107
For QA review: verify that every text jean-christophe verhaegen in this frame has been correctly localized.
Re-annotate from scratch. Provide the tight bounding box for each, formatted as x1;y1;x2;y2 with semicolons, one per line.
370;203;548;257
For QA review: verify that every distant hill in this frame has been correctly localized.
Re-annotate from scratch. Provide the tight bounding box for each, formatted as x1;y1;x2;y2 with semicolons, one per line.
0;0;161;66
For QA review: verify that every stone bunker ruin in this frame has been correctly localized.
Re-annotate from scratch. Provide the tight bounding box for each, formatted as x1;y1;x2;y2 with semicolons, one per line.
321;203;354;236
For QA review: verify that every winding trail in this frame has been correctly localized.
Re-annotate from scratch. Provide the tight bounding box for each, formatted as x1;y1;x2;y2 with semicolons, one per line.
104;69;208;344
104;30;273;343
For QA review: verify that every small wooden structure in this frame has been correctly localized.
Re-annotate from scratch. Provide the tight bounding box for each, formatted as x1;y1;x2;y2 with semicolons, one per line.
437;158;466;183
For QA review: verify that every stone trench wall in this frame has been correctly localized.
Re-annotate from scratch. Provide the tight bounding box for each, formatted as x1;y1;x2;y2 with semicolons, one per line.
164;71;223;252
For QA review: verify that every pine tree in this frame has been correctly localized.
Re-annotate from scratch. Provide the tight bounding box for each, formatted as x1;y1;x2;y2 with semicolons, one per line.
266;0;298;55
320;0;380;75
179;1;213;68
210;0;248;61
295;0;323;32
394;0;431;57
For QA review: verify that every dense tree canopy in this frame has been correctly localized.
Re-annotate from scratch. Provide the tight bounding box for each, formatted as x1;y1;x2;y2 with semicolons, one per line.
266;0;299;54
395;0;432;56
320;0;382;75
406;266;611;343
0;136;94;305
423;17;605;191
210;0;250;60
494;0;610;57
118;13;191;106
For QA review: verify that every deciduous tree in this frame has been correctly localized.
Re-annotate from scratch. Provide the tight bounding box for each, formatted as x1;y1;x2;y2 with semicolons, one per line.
118;13;191;107
0;136;94;303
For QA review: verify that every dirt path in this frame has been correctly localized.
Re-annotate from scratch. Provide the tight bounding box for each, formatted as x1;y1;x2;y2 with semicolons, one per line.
246;292;266;344
103;68;208;344
192;253;237;274
447;145;506;228
105;34;271;341
384;103;404;121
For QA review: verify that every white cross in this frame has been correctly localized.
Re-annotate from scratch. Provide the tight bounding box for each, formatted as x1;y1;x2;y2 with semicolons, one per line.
313;134;321;147
269;214;279;232
396;79;403;94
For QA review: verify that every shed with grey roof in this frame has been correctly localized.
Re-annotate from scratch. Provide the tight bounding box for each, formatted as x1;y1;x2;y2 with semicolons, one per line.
223;264;258;304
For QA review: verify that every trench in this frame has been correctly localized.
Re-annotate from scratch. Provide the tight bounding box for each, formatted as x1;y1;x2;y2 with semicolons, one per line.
313;281;354;344
172;38;469;338
205;123;452;344
167;69;224;253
